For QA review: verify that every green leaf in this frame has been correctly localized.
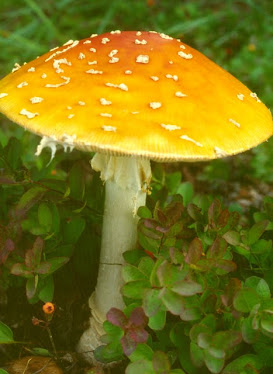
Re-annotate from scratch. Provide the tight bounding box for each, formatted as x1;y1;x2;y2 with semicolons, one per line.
16;185;46;212
171;279;203;296
41;256;69;275
94;342;124;364
170;324;199;374
222;354;262;374
157;261;187;288
222;230;240;246
138;232;160;254
138;257;154;277
0;321;14;343
248;220;269;245
160;288;184;315
126;360;154;374
29;347;52;356
177;182;194;206
197;332;212;349
143;289;162;317
26;276;38;299
261;313;273;333
203;349;225;374
0;369;9;374
123;249;145;265
152;351;171;373
138;206;152;219
38;202;53;232
129;343;153;362
122;280;150;299
233;288;261;313
251;239;272;254
253;342;273;367
62;216;85;244
69;161;86;200
245;276;271;299
123;264;147;282
190;342;204;368
165;171;182;194
241;317;260;344
38;275;54;302
6;137;22;169
148;309;166;331
211;331;242;352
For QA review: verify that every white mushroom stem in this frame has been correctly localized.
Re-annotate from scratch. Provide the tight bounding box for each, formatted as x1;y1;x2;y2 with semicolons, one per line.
77;154;151;362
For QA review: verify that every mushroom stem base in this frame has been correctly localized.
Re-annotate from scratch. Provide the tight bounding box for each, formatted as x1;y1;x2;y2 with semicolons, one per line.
77;154;151;363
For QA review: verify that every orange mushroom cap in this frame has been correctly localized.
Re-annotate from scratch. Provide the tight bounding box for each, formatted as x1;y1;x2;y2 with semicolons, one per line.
0;30;272;161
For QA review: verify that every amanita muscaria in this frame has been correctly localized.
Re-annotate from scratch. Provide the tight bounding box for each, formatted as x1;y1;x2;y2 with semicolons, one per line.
0;30;272;361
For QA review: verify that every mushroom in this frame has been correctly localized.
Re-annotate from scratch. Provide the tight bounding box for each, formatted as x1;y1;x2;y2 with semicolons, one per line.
0;31;272;362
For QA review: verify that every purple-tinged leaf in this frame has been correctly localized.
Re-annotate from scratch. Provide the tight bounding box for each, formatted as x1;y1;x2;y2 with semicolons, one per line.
143;218;158;230
0;176;16;184
185;238;203;265
164;201;184;225
0;238;15;264
128;326;148;344
40;256;69;275
218;209;230;228
208;200;221;229
129;307;148;328
121;332;137;356
25;249;36;269
187;203;203;222
35;261;52;274
207;237;227;259
25;237;44;269
212;259;237;273
221;278;241;307
155;208;168;225
107;308;128;328
11;263;33;278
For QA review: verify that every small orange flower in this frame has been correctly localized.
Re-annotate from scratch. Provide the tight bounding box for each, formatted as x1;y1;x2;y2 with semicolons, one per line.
43;302;55;315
